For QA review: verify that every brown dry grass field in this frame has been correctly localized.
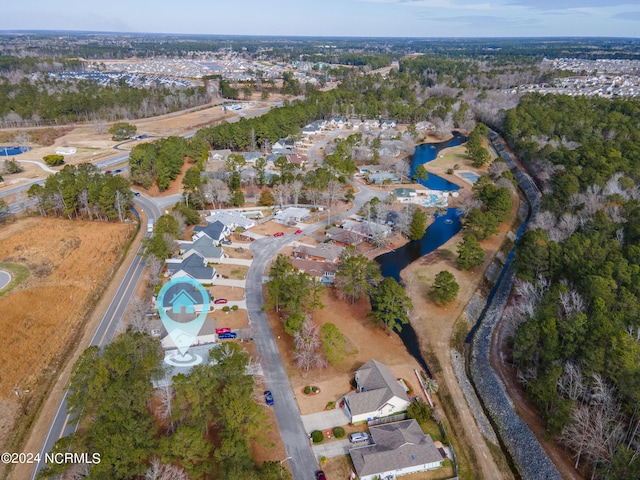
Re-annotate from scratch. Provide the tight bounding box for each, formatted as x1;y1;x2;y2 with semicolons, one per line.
222;246;253;260
0;217;134;475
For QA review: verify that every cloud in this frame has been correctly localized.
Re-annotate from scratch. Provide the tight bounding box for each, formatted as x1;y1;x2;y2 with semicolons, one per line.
504;0;635;10
421;13;539;26
612;11;640;21
361;0;492;9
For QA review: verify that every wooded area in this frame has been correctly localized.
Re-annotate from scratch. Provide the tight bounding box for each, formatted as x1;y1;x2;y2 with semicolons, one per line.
505;94;640;479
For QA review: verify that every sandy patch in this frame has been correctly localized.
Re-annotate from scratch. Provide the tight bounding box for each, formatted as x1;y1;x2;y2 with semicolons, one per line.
207;284;245;302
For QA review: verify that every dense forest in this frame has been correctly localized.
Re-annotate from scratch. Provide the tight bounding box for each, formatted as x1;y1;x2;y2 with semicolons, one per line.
0;74;208;127
27;163;133;221
504;94;640;478
39;333;282;480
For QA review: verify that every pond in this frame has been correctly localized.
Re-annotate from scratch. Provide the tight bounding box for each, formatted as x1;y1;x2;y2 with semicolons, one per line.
410;132;466;191
372;132;468;374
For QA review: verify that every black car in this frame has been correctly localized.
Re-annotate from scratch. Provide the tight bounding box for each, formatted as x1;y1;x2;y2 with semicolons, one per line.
264;390;274;406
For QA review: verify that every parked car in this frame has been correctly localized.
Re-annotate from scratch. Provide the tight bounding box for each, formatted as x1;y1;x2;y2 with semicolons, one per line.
114;169;123;173
273;232;284;237
294;229;303;235
105;170;112;174
315;471;326;480
220;239;232;245
133;191;141;196
349;432;369;443
217;332;237;340
264;390;274;405
215;327;231;334
214;298;228;304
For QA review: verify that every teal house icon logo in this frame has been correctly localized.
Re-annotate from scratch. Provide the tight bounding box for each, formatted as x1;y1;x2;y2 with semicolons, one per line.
157;277;210;357
169;289;198;315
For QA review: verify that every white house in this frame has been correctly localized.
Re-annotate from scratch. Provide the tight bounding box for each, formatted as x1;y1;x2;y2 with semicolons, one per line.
394;188;418;203
380;119;398;129
205;210;257;231
342;359;410;423
342;219;392;239
274;207;310;225
349;419;444;480
55;146;76;155
192;220;231;243
165;252;217;284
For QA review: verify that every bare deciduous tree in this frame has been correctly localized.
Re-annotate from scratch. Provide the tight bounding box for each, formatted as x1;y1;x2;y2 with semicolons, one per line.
126;296;149;333
147;254;164;290
202;178;230;209
289;179;303;206
293;319;327;373
145;457;189;480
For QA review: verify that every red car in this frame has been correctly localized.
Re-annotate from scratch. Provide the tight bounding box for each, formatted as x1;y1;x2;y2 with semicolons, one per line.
294;229;303;235
215;327;231;334
273;232;284;237
214;298;228;304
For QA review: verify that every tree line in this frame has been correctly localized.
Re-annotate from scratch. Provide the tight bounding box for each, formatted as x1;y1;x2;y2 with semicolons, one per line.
0;76;208;127
504;94;640;479
27;163;133;221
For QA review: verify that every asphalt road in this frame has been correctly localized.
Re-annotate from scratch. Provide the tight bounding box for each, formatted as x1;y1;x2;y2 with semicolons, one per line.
0;269;10;289
29;195;160;480
244;182;380;479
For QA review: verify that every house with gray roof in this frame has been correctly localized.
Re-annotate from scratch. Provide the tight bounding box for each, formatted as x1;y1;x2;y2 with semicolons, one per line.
293;244;344;263
179;236;225;263
394;188;418;203
193;220;230;243
242;152;263;164
366;171;401;185
165;251;216;284
343;359;411;423
274;207;310;225
205;210;257;231
273;138;295;151
349;419;444;480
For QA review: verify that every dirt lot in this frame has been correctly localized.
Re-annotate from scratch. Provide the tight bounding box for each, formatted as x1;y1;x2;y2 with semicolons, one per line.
267;288;424;417
222;246;253;260
251;221;297;236
0;217;134;477
215;264;248;280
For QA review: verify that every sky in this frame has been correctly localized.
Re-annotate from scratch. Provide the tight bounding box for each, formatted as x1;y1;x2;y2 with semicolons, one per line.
2;0;639;38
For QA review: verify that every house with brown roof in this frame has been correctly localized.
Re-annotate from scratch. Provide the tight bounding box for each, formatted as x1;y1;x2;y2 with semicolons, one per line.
349;419;444;480
342;359;411;424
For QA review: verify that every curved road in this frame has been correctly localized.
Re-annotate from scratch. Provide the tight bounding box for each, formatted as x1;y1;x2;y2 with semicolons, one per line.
29;195;161;480
244;182;380;479
0;269;10;289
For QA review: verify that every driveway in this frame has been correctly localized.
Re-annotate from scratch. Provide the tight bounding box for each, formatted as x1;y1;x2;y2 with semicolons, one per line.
301;408;350;433
312;438;353;460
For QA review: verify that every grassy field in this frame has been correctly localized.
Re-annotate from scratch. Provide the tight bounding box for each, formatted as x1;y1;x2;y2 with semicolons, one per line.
0;263;29;297
0;217;134;472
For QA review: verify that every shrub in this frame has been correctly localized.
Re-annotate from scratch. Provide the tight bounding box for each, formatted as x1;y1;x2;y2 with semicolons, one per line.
43;154;64;166
231;305;238;311
222;306;230;312
407;398;432;424
311;430;323;443
332;426;345;438
325;401;336;410
447;168;454;174
312;386;319;393
304;386;311;394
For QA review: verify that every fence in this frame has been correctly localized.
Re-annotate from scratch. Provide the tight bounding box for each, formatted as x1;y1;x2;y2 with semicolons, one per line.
367;413;406;427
